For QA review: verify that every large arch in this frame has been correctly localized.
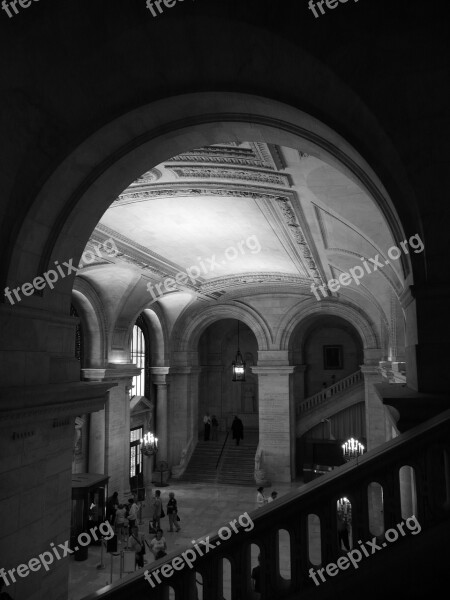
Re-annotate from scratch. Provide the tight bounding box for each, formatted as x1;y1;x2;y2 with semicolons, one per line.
6;92;416;315
172;302;272;356
280;298;382;355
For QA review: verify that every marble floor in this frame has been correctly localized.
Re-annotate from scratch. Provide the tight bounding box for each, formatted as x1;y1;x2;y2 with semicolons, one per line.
68;479;301;599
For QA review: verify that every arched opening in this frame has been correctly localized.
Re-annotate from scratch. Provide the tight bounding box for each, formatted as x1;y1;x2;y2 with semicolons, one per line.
198;318;259;440
307;513;322;566
0;92;420;599
336;497;353;551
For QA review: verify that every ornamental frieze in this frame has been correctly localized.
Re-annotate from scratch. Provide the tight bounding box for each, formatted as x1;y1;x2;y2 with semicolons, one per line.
168;166;290;187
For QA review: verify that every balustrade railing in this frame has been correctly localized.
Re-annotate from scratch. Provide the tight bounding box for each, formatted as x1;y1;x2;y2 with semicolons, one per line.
297;370;363;416
83;408;450;600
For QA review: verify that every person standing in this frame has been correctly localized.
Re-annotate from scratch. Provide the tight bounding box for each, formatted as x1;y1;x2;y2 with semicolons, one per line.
337;511;350;550
251;554;262;598
166;492;181;532
231;415;244;446
106;491;119;523
203;412;211;441
151;489;163;531
114;503;127;544
127;497;139;534
211;415;219;441
127;525;145;569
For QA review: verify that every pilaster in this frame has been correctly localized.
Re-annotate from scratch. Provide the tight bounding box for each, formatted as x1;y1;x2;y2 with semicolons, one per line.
361;364;386;450
83;364;140;497
252;364;295;482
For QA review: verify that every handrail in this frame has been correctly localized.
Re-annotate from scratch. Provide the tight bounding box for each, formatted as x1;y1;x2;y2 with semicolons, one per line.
297;369;363;416
82;408;450;600
215;430;230;470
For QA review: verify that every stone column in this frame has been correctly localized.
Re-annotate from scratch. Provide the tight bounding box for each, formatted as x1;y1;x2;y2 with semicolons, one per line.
168;366;200;466
361;364;386;450
88;409;106;473
151;367;170;463
83;365;140;497
142;447;156;518
252;361;295;482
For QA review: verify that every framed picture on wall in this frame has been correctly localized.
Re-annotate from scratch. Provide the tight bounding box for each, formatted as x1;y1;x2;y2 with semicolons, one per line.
323;345;343;370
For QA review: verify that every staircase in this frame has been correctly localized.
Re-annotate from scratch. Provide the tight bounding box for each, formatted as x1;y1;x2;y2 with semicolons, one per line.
217;440;258;486
297;370;364;437
180;437;257;485
297;370;363;416
179;441;222;483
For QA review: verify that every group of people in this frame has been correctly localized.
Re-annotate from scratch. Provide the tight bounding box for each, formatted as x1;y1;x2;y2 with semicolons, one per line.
203;412;219;441
203;412;245;446
105;490;181;568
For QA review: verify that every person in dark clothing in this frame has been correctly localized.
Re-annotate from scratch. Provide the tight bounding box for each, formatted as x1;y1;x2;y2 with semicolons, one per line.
106;491;119;523
231;415;244;446
251;554;261;598
203;412;211;441
337;512;350;550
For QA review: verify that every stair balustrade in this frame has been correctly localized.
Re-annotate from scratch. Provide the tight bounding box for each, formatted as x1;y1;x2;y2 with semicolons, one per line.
82;408;450;600
297;370;363;416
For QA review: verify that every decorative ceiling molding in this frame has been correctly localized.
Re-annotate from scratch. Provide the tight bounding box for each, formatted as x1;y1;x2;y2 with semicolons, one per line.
130;168;162;186
273;197;325;285
314;205;329;249
167;165;291;187
167;142;276;170
94;223;172;278
114;184;291;205
199;272;310;293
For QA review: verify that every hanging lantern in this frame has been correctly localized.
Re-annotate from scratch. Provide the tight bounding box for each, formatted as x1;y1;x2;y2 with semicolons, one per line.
232;321;246;382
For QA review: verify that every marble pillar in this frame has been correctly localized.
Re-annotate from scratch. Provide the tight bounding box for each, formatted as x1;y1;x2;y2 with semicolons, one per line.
168;366;200;467
151;367;170;463
252;364;295;482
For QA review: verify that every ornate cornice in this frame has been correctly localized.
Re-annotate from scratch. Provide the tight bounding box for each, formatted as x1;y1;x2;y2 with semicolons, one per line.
167;165;290;187
274;197;324;285
199;272;310;293
130;168;162;186
167;142;277;170
114;183;291;205
0;382;115;427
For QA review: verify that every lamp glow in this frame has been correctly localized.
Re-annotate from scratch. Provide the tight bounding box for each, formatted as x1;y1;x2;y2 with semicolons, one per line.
342;437;364;461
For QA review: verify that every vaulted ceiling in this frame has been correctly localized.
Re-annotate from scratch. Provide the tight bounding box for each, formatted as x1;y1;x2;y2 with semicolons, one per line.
78;141;406;328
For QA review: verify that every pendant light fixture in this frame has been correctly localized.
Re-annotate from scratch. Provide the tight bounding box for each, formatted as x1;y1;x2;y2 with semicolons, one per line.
232;320;246;382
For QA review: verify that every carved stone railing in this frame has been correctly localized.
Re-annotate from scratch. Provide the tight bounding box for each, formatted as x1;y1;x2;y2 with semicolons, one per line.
297;370;363;416
82;408;450;600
